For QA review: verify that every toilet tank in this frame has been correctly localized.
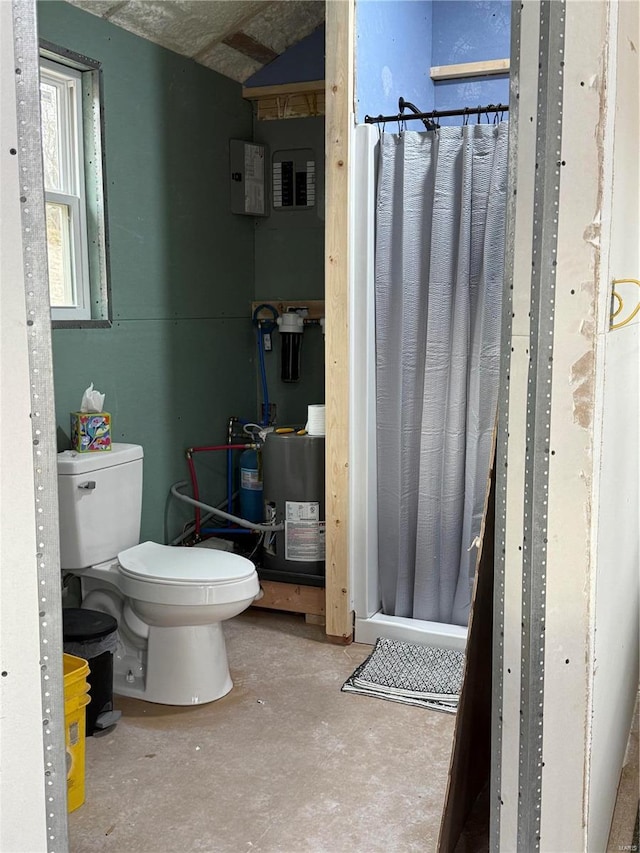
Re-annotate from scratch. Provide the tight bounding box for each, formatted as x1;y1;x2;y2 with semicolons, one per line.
57;443;144;570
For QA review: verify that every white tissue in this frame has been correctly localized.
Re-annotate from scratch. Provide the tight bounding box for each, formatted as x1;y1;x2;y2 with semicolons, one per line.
80;383;105;413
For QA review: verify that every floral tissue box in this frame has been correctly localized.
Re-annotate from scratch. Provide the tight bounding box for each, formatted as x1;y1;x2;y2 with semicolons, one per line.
70;412;111;452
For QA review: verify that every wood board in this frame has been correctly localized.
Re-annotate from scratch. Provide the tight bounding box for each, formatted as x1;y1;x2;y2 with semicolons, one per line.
251;580;325;617
323;0;354;643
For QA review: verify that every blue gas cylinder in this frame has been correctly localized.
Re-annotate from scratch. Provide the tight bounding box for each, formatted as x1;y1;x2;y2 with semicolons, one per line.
239;448;263;524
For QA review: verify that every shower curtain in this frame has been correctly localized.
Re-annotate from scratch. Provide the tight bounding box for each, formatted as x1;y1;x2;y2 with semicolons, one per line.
375;123;508;627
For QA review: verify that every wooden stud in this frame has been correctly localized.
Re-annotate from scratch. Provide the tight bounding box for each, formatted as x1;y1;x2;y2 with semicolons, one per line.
251;580;325;616
430;58;510;81
324;0;354;643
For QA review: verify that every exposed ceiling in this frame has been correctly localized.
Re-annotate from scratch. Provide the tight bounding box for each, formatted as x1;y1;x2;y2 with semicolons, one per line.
66;0;325;83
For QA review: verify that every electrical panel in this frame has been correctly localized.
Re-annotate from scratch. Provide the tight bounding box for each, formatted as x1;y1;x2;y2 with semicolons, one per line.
229;139;267;216
272;149;315;211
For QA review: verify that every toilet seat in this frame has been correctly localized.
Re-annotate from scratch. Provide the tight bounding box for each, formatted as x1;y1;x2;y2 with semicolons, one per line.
119;541;256;583
117;541;259;606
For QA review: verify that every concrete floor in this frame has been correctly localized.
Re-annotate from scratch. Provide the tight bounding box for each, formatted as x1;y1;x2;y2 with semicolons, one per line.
69;610;456;853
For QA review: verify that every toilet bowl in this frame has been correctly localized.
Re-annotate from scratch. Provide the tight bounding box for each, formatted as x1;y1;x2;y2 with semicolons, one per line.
57;444;260;705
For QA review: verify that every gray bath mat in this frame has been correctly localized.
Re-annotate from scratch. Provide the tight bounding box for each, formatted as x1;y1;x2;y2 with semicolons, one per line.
342;637;464;714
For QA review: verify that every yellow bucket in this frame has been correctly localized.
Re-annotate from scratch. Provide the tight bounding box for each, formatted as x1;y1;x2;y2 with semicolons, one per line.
63;653;91;812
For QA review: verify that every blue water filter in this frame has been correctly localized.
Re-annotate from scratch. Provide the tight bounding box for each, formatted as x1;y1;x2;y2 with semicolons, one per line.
239;448;263;524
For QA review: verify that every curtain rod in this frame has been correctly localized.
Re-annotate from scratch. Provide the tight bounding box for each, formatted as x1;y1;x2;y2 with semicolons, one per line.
364;98;509;128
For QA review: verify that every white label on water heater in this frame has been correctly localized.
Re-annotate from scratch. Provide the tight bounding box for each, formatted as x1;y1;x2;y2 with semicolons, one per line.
285;501;325;562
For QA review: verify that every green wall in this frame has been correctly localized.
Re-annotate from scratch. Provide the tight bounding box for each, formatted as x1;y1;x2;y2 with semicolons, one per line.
38;2;257;543
253;117;325;426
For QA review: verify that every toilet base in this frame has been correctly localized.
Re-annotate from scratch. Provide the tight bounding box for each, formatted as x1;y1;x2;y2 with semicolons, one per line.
114;622;233;705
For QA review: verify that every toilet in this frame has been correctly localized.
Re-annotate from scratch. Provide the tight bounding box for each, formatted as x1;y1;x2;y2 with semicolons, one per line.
57;443;259;705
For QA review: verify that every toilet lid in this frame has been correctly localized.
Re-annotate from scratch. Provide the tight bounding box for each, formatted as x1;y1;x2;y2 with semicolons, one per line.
118;541;255;584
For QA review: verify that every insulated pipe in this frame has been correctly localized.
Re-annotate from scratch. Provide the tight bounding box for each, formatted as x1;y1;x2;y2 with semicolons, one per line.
201;528;253;535
171;481;283;533
169;493;238;546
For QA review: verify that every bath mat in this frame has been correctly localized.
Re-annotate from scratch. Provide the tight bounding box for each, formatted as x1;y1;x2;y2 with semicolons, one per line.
342;637;464;714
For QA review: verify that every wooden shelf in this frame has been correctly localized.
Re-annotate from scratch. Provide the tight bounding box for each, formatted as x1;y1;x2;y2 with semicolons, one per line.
251;300;325;322
430;58;510;81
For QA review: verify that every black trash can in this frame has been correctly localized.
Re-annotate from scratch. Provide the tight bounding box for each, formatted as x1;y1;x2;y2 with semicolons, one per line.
62;608;121;736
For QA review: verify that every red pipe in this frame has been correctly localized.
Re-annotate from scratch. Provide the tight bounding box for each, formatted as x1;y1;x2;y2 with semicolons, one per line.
185;443;254;537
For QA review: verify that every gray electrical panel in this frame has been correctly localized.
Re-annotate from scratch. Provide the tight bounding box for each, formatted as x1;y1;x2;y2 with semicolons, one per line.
272;148;316;211
229;139;267;216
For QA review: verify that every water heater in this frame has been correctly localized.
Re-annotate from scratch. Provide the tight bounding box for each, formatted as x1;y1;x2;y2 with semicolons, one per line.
262;432;325;582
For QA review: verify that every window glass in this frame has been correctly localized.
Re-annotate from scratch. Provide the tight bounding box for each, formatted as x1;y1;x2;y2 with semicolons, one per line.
40;80;62;191
45;201;74;307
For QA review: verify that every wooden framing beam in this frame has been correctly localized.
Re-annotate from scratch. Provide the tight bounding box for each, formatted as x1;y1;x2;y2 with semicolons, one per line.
324;0;354;643
242;80;326;121
252;580;325;616
242;80;326;101
430;58;510;80
251;300;325;322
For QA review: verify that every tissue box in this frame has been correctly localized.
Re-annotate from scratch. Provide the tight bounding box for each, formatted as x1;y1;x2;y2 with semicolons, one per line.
70;412;111;452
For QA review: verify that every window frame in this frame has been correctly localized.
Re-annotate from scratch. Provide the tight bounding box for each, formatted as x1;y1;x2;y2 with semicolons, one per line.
40;58;91;320
39;41;112;329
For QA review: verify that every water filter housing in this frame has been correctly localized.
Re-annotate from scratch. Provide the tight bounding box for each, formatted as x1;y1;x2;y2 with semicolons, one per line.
262;432;325;581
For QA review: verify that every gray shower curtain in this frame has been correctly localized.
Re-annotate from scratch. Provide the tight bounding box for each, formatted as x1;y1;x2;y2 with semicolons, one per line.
375;123;508;626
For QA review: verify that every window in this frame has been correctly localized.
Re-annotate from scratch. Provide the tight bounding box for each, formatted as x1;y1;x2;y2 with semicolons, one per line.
39;46;110;325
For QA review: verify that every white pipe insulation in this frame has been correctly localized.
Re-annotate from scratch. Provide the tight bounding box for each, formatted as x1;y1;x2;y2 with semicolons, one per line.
170;481;284;533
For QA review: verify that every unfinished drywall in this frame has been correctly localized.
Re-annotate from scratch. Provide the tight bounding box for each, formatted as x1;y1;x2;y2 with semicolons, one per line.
355;0;510;123
37;1;257;543
537;3;628;847
498;2;639;849
431;0;510;114
1;3;55;846
587;0;640;847
355;0;434;122
492;2;539;846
